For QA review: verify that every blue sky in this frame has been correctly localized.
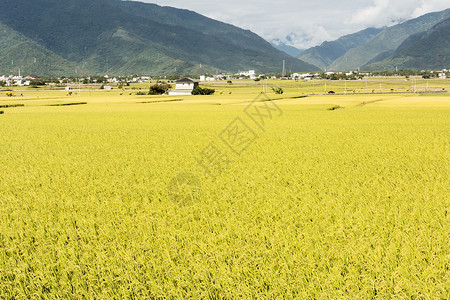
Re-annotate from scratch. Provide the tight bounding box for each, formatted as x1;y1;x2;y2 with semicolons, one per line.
137;0;450;49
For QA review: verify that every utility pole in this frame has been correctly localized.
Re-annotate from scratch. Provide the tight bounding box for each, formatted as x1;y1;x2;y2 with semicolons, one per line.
282;60;286;78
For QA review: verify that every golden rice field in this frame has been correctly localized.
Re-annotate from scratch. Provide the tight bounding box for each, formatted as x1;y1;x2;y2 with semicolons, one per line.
0;79;449;298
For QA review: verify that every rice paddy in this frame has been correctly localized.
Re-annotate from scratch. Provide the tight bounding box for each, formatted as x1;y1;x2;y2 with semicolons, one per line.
0;79;449;298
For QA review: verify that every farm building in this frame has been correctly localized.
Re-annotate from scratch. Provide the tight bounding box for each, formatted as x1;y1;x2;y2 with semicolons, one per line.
168;78;199;95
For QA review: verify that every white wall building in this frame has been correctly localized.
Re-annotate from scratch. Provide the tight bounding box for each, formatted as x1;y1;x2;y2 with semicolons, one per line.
237;70;256;79
168;78;199;95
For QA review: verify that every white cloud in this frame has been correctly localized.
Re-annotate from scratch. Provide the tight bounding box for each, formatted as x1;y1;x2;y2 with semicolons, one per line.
137;0;450;48
412;0;450;17
349;0;450;27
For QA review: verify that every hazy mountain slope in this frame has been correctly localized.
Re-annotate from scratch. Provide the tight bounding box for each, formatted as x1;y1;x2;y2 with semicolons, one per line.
0;0;319;75
271;42;304;57
364;17;450;70
298;27;383;70
0;22;80;76
329;9;450;70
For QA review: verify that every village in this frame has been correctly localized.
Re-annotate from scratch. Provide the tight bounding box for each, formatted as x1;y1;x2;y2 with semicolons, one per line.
1;68;448;89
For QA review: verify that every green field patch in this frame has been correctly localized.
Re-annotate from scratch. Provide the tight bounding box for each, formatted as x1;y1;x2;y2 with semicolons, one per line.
418;92;449;97
0;104;25;108
356;98;387;107
47;102;87;107
138;99;183;104
267;95;309;101
327;105;344;110
288;95;309;99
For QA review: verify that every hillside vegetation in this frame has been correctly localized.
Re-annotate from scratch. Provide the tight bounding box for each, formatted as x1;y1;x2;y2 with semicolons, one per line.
364;17;450;70
0;22;78;76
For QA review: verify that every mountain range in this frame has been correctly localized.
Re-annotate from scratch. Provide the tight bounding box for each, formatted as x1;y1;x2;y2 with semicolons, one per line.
298;9;450;71
0;0;318;76
363;17;450;70
1;1;449;76
298;27;384;71
270;40;304;58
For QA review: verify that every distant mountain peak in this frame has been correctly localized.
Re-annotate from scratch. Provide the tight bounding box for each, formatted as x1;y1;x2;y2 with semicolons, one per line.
270;40;304;58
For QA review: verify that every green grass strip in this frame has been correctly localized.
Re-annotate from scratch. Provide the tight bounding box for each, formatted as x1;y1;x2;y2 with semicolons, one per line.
47;102;87;107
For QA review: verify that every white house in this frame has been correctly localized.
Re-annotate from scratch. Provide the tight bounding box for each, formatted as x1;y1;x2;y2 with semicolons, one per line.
293;73;316;80
237;70;256;79
168;78;199;95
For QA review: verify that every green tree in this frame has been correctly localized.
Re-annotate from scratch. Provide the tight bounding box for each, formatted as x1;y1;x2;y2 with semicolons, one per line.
149;83;172;95
192;87;215;95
